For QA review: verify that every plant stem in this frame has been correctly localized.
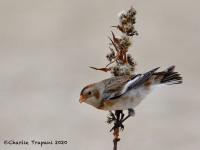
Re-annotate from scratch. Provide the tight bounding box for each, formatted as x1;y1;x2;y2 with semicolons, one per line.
113;110;121;150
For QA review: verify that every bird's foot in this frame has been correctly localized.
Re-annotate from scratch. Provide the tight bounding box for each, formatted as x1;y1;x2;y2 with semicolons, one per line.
109;110;125;132
108;109;135;132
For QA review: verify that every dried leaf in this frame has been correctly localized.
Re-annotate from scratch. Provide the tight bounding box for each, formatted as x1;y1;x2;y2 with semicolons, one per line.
111;31;120;44
111;25;125;33
105;52;120;67
108;37;119;52
89;66;110;72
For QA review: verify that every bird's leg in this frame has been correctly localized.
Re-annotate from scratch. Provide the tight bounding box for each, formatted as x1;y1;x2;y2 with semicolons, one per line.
110;109;135;132
120;111;125;121
115;110;122;122
121;108;135;123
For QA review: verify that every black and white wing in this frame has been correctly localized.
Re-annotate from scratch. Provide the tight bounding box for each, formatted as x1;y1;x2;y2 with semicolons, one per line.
108;67;160;100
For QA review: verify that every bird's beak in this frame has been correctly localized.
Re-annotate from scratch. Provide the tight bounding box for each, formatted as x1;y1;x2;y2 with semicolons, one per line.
79;96;86;103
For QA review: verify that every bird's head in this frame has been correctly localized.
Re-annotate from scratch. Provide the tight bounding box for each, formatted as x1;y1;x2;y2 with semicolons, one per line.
79;84;101;108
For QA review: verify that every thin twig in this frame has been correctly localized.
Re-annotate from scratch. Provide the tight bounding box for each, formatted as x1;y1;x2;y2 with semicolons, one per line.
113;110;121;150
113;127;120;150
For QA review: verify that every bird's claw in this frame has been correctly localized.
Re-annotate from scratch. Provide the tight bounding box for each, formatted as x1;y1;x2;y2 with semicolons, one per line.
110;121;124;132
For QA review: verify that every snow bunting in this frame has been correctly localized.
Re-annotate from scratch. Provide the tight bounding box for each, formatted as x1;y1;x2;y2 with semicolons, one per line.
80;66;182;111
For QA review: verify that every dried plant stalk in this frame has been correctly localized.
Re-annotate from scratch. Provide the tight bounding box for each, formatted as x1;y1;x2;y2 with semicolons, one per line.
90;6;138;149
113;127;120;150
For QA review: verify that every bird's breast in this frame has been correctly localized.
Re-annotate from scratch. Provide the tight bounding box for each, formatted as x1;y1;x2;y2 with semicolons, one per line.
99;86;152;110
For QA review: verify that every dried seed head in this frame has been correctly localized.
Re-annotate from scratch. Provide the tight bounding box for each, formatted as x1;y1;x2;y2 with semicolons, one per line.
117;10;127;25
127;54;136;67
127;7;137;18
106;48;115;62
117;10;126;18
120;35;132;48
111;63;135;77
121;18;127;25
91;7;138;76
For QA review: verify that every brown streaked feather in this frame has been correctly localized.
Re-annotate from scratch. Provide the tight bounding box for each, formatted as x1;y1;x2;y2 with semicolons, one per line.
150;73;164;84
145;77;153;86
102;75;131;94
97;99;116;110
144;75;157;90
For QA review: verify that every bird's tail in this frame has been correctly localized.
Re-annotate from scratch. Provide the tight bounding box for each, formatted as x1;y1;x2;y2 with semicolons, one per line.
159;66;182;85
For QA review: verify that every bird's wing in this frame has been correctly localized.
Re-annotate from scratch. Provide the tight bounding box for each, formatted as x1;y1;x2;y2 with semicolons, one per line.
101;75;130;100
106;67;160;100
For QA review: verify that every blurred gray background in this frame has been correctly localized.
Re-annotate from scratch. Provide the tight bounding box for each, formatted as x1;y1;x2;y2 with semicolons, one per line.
0;0;199;150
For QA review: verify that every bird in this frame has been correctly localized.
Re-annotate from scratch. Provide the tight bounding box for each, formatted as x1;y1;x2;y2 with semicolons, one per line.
79;66;182;130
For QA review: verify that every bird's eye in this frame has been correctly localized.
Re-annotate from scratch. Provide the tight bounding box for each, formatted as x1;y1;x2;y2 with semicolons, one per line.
88;91;92;95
